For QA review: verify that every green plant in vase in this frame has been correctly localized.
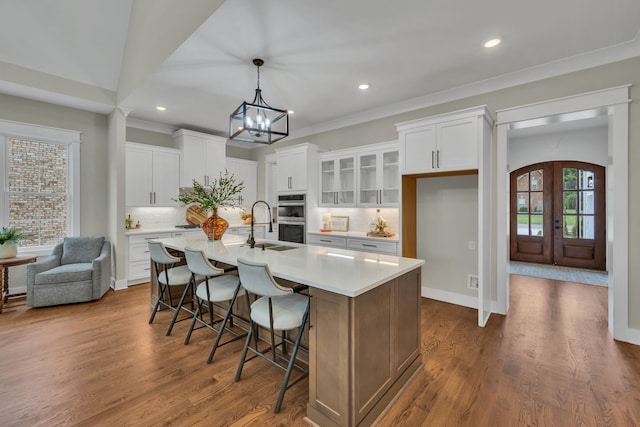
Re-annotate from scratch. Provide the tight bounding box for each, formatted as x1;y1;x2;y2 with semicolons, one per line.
0;226;31;259
176;170;244;240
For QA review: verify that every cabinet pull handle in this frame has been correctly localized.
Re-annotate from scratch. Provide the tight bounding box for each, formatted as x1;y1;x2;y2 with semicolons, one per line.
320;239;331;243
431;151;435;169
153;192;156;204
149;192;153;204
144;267;151;271
363;243;377;247
437;150;440;168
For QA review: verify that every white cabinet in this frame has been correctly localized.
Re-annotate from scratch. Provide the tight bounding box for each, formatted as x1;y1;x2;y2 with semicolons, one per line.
319;154;356;207
173;129;226;187
357;143;400;207
127;232;172;284
125;143;180;207
276;143;321;193
307;233;347;248
307;233;398;255
397;107;492;175
225;158;257;207
227;225;264;240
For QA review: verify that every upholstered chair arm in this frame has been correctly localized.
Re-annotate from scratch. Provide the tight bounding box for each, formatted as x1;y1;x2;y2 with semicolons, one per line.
26;242;63;305
92;241;111;299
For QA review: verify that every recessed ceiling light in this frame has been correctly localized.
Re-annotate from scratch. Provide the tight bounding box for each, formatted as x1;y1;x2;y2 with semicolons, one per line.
288;110;294;114
484;38;501;48
156;106;167;111
358;83;370;90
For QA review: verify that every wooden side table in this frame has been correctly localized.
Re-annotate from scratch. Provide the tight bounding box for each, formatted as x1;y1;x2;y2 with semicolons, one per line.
0;254;37;313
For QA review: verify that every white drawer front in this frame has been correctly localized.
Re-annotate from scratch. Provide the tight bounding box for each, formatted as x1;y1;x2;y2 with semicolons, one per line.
129;243;151;262
347;238;397;255
128;259;152;280
129;233;172;244
307;234;347;248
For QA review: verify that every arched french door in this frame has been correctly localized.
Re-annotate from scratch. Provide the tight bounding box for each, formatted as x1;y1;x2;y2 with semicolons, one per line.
510;161;606;271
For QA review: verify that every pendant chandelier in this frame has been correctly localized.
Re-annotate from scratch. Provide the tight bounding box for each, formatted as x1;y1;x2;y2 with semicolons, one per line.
229;58;289;144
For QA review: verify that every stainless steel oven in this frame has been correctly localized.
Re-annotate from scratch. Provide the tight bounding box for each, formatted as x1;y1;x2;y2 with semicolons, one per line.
278;194;305;243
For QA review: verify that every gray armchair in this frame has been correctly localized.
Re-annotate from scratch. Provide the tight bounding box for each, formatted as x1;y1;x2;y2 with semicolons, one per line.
26;237;111;307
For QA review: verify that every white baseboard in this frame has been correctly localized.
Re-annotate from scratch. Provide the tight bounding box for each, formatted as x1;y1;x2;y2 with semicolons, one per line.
9;285;27;295
112;278;128;291
421;286;478;310
617;326;640;345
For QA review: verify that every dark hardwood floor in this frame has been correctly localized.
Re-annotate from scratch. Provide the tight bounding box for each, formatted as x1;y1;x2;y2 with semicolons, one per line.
1;275;639;426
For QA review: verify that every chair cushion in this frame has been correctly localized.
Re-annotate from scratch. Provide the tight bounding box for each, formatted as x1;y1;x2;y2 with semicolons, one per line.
34;263;94;285
157;265;192;286
61;237;105;265
251;293;308;331
196;274;242;303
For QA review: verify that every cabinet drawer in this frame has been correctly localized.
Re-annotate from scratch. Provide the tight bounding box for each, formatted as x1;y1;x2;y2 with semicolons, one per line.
307;234;347;248
347;238;397;255
128;260;152;280
129;243;151;262
129;233;172;244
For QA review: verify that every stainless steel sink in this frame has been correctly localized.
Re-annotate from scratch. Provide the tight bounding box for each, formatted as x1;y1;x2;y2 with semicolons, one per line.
241;242;298;251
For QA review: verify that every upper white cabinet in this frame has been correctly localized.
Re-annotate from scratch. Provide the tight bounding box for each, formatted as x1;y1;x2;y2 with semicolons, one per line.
225;157;257;207
319;153;356;207
276;143;321;193
357;142;400;207
173;129;226;187
396;106;493;175
125;143;180;207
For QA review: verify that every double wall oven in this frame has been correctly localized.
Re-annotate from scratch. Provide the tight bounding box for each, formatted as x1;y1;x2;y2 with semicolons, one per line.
277;194;306;244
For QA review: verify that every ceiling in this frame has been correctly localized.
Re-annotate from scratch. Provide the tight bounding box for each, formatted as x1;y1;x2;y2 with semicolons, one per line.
1;0;639;148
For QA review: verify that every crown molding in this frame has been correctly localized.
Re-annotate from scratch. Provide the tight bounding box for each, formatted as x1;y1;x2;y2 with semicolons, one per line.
125;117;176;134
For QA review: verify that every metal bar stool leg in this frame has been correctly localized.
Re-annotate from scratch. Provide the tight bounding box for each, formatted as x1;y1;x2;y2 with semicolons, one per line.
184;293;205;345
235;323;254;382
166;274;194;336
274;307;309;414
207;283;242;364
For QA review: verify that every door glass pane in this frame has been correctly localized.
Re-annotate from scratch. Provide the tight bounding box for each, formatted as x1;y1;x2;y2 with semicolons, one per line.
580;170;595;190
530;169;543;191
579;191;594;214
531;214;543;236
563;168;577;190
516;172;529;191
517;214;529;235
563;215;577;238
579;216;595;239
530;192;543;213
563;191;577;213
517;192;529;213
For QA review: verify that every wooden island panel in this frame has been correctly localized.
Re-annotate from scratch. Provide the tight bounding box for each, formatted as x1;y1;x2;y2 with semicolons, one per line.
307;267;422;427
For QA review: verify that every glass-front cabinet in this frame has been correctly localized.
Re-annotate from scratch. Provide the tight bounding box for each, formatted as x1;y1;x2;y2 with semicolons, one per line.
357;144;400;207
320;154;356;207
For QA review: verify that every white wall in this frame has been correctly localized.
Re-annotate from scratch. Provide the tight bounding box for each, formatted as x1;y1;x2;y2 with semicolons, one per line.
508;123;608;171
416;175;478;299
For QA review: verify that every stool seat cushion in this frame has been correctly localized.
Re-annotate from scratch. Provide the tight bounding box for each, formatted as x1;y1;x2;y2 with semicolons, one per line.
196;275;242;302
250;293;308;331
34;263;93;285
157;265;192;286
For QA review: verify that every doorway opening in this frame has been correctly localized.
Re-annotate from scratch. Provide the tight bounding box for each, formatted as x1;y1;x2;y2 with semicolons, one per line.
510;161;606;271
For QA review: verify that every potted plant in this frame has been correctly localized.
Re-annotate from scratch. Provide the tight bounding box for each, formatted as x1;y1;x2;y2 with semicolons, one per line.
176;170;244;240
0;226;30;259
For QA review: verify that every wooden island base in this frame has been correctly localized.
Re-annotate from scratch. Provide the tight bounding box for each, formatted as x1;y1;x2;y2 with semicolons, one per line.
306;268;422;427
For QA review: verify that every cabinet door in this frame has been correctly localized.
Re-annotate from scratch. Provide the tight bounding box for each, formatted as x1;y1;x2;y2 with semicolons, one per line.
226;159;257;207
277;150;307;192
320;158;337;206
402;125;437;174
204;140;225;186
152;151;180;206
380;150;399;206
437;117;478;171
358;152;379;206
181;139;206;186
337;156;356;206
126;147;153;206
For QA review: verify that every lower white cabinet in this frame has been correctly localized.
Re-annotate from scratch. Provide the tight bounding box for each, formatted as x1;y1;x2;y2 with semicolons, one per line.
227;225;265;240
127;233;171;284
307;233;398;255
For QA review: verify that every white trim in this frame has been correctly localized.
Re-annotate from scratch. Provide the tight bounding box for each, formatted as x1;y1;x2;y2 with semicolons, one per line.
126;117;176;135
0;119;82;143
421;286;479;310
112;278;128;291
496;85;631;342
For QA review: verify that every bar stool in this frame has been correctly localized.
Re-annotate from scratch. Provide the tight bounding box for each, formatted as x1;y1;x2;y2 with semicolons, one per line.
148;241;195;335
234;257;309;414
182;247;247;363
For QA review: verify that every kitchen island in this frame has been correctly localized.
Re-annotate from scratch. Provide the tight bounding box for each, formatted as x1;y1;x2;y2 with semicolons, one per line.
154;234;424;427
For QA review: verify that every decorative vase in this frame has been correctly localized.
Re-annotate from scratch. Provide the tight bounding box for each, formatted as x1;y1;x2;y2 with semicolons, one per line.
0;242;18;259
201;208;229;240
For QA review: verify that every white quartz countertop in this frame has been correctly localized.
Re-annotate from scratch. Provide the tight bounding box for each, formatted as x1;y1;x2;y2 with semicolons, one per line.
156;234;423;298
307;230;399;242
125;224;255;236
